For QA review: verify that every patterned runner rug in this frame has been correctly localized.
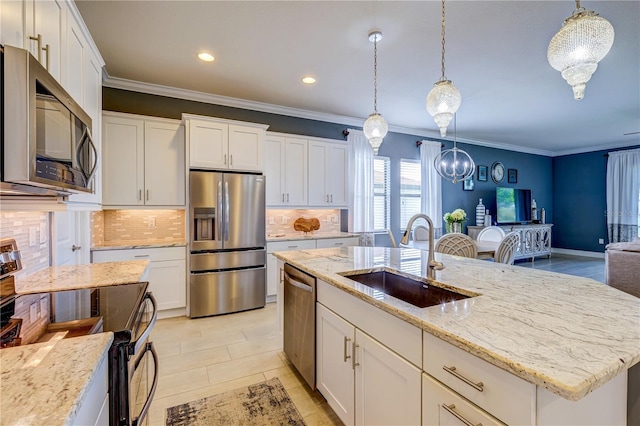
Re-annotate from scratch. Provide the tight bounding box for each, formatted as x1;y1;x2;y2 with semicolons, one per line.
165;377;306;426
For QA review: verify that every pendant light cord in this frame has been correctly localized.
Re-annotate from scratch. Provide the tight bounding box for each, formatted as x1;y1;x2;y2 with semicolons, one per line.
440;0;447;81
373;36;378;113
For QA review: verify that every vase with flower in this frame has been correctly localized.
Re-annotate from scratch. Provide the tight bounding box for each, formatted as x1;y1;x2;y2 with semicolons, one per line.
443;208;467;233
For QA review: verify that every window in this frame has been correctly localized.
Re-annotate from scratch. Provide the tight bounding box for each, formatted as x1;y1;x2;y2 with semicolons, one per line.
400;159;422;230
373;156;390;232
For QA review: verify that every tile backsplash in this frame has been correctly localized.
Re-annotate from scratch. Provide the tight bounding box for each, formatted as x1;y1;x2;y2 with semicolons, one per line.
0;212;50;278
266;209;341;235
92;210;186;245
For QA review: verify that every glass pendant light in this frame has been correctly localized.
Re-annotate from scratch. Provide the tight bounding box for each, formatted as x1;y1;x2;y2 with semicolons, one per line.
547;0;614;100
363;31;388;155
426;0;461;137
434;114;475;184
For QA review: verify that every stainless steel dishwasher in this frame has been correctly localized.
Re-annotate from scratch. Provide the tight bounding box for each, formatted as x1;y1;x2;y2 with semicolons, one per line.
283;263;316;389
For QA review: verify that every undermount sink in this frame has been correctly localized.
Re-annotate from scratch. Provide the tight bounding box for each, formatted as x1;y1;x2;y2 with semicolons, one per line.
340;270;472;308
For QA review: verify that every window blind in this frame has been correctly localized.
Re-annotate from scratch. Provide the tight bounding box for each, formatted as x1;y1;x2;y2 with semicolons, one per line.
400;159;422;230
373;156;390;232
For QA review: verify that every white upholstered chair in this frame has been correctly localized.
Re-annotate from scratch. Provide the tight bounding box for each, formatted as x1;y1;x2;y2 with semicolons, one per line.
413;225;429;241
494;232;519;264
477;226;506;242
435;234;477;258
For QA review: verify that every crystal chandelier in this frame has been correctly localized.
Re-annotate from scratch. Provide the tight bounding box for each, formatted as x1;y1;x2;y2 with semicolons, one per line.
547;0;614;100
363;31;388;155
426;0;461;138
434;114;474;184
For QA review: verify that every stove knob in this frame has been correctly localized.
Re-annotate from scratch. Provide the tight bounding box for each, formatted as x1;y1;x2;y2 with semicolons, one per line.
0;253;10;264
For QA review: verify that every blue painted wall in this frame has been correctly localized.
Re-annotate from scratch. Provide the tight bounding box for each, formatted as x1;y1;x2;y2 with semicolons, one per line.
104;89;640;253
553;144;640;252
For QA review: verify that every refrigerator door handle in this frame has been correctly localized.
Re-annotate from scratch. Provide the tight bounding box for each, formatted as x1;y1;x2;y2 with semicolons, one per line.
217;181;223;241
224;181;230;241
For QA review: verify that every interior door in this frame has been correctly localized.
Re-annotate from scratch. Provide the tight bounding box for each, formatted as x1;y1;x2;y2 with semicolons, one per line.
53;211;79;266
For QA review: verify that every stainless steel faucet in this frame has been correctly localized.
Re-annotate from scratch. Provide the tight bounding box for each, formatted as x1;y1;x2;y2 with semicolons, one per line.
400;214;444;280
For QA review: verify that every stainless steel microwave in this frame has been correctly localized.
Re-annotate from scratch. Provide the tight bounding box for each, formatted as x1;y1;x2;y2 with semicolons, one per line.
1;45;97;196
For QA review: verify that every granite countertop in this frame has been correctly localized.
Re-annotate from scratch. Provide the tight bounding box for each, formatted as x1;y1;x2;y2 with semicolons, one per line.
15;260;149;295
267;232;357;242
91;241;187;251
0;333;113;425
273;246;640;401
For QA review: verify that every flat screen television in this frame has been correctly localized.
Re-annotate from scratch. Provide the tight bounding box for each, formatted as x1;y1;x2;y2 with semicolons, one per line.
496;187;532;224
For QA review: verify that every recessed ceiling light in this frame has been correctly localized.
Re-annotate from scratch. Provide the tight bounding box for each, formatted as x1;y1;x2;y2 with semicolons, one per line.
198;52;215;62
302;76;316;84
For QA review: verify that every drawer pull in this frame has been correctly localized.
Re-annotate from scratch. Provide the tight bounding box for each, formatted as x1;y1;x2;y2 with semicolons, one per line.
287;245;298;249
443;366;484;392
343;336;351;362
134;255;150;258
442;403;483;426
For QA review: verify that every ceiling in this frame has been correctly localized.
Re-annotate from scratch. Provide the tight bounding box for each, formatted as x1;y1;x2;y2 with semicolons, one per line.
75;1;640;156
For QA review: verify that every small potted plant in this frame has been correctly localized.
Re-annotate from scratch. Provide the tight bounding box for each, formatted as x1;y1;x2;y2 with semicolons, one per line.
443;208;467;233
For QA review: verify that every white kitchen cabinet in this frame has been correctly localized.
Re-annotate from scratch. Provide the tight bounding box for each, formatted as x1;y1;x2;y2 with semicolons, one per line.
264;134;308;206
308;140;348;207
185;114;268;172
316;237;359;249
91;246;187;316
102;112;185;208
315;302;421;426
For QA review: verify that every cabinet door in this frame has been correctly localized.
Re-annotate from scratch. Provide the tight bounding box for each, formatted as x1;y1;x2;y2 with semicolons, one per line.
355;329;421;426
317;303;355;426
102;115;144;206
327;144;348;206
147;259;187;311
63;12;85;105
1;0;26;48
266;253;278;297
228;125;264;171
189;120;228;169
264;136;285;206
284;138;308;205
308;141;328;205
144;121;185;206
28;0;65;81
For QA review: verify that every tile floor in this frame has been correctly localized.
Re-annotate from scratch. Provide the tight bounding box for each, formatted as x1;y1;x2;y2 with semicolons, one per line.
146;253;606;425
147;302;342;425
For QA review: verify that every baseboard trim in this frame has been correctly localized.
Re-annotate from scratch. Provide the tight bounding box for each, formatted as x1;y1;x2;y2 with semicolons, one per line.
551;248;605;259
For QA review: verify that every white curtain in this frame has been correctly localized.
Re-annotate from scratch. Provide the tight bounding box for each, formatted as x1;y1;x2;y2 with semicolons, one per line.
347;129;374;245
420;140;443;238
606;148;640;243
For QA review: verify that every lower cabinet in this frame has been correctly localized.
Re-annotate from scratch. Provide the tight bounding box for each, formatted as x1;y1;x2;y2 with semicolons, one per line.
316;303;421;426
73;354;108;426
91;246;186;316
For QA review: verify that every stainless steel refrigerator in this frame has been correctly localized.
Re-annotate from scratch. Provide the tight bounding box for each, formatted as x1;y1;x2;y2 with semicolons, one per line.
189;170;266;317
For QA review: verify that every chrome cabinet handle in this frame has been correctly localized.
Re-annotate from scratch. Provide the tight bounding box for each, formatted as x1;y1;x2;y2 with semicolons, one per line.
330;194;333;203
71;245;81;252
134;254;149;258
42;44;50;70
224;154;227;165
343;337;352;362
29;34;43;62
138;189;142;201
146;189;149;201
443;366;484;392
287;245;298;249
352;342;359;369
282;193;285;203
286;193;289;202
230;154;233;166
442;403;482;426
326;194;329;203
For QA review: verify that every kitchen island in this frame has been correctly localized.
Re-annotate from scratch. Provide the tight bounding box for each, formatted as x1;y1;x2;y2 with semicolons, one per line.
274;246;640;425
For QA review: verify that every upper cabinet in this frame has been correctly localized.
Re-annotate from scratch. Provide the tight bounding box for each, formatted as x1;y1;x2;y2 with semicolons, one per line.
264;132;349;208
102;112;185;208
264;135;308;206
27;0;65;81
184;114;268;172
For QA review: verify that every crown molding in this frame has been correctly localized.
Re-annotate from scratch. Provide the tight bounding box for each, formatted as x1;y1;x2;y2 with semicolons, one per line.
103;75;565;158
550;139;640;157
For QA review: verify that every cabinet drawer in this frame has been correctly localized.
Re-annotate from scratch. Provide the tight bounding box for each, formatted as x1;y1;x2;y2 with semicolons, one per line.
423;332;535;425
315;237;358;248
92;246;186;263
267;240;316;253
422;373;505;426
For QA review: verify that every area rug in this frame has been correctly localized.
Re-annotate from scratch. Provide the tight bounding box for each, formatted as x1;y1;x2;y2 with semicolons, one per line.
165;377;306;426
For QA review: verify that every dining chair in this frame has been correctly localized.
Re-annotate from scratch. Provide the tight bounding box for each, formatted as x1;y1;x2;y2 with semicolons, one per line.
494;232;520;264
435;234;477;258
477;226;506;242
413;225;429;241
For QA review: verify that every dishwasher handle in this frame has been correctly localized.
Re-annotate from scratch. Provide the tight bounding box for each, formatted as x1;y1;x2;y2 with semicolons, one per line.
284;272;313;293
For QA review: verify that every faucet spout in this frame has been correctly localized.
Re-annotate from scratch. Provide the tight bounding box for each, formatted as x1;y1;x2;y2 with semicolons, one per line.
400;214;444;280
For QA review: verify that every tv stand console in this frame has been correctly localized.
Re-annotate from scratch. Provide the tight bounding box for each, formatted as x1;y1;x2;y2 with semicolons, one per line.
467;224;553;261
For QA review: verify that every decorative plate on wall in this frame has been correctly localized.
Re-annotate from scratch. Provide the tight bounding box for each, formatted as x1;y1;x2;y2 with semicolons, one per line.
491;162;505;184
